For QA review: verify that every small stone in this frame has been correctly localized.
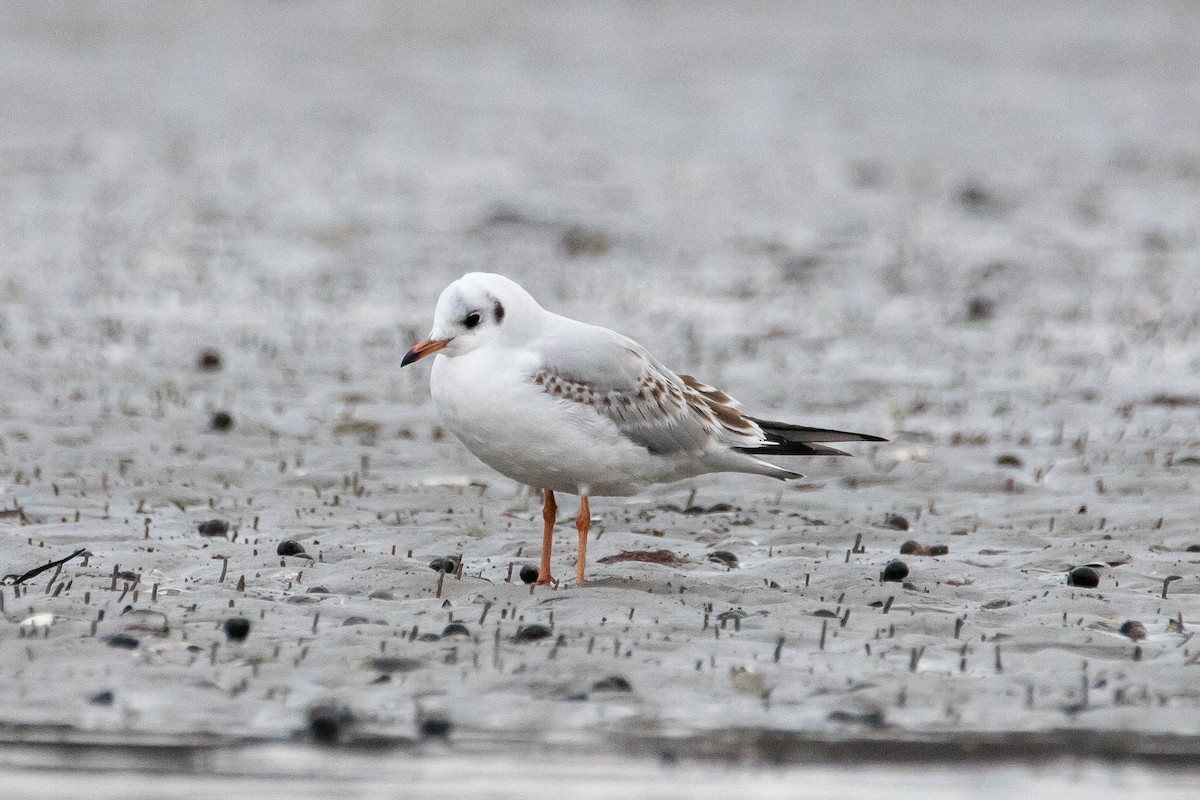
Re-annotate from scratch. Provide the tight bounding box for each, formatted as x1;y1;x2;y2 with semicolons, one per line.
105;634;140;650
707;550;739;569
342;616;370;626
306;586;330;594
882;513;910;531
899;540;926;555
591;675;632;692
197;349;222;371
419;716;453;738
417;633;440;642
276;540;307;557
197;519;229;537
223;617;251;642
812;609;838;618
966;296;996;322
995;454;1023;468
307;702;354;745
927;544;950;556
1067;566;1101;588
1187;545;1200;553
1118;620;1147;641
120;609;169;636
519;565;540;584
442;623;470;638
429;556;459;574
881;560;909;582
89;690;115;706
209;411;234;432
561;225;609;257
363;656;422;673
513;623;552;642
957;182;999;213
730;667;767;697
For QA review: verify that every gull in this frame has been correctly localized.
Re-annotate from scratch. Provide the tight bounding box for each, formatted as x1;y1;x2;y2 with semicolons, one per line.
402;273;885;586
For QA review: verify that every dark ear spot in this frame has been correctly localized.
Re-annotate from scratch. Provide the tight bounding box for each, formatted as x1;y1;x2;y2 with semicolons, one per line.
493;301;505;323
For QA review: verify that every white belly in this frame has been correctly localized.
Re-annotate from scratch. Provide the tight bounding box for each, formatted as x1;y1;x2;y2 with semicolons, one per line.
429;349;683;495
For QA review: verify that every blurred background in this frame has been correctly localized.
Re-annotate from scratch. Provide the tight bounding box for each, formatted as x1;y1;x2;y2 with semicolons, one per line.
4;1;1198;423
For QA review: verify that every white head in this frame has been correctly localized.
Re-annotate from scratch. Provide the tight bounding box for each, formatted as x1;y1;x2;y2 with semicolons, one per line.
401;273;543;365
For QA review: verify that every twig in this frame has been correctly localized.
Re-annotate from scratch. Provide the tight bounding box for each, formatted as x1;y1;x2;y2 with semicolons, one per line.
4;547;87;585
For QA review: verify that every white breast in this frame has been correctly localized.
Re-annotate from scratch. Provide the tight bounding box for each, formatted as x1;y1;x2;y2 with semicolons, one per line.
429;346;682;495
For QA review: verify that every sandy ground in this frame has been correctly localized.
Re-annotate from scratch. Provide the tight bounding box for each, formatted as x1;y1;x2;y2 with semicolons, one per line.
2;0;1200;791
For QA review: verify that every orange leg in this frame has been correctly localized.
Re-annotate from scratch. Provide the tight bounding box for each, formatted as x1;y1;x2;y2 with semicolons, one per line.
537;490;557;585
575;495;590;585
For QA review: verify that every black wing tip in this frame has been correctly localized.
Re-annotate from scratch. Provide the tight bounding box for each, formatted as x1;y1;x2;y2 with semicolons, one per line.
736;443;854;457
748;416;888;444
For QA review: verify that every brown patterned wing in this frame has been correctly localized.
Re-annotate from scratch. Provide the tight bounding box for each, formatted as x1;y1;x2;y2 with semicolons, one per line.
532;326;766;455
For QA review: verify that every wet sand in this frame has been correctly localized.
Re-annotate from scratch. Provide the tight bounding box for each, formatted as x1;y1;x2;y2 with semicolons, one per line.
2;1;1200;794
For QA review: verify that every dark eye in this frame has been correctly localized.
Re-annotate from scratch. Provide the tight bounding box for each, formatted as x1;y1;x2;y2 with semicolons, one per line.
463;312;481;329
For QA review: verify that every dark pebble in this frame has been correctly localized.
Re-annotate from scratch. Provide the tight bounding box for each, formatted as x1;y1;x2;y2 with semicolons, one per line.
1187;545;1200;553
591;675;632;693
1067;566;1100;588
307;702;354;745
209;411;234;432
928;544;950;556
881;560;909;582
372;674;391;684
419;717;453;738
223;617;251;642
342;616;370;626
513;623;552;642
957;182;998;213
519;565;540;584
899;540;924;555
105;634;140;650
277;540;307;557
306;586;330;594
417;632;441;642
197;519;229;537
707;550;739;569
89;690;115;706
812;609;839;618
882;513;910;531
716;609;747;622
442;623;470;638
563;691;589;702
966;296;996;322
363;656;422;673
197;349;222;371
995;454;1023;468
682;502;734;515
429;556;459;574
117;570;139;582
1119;620;1147;641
